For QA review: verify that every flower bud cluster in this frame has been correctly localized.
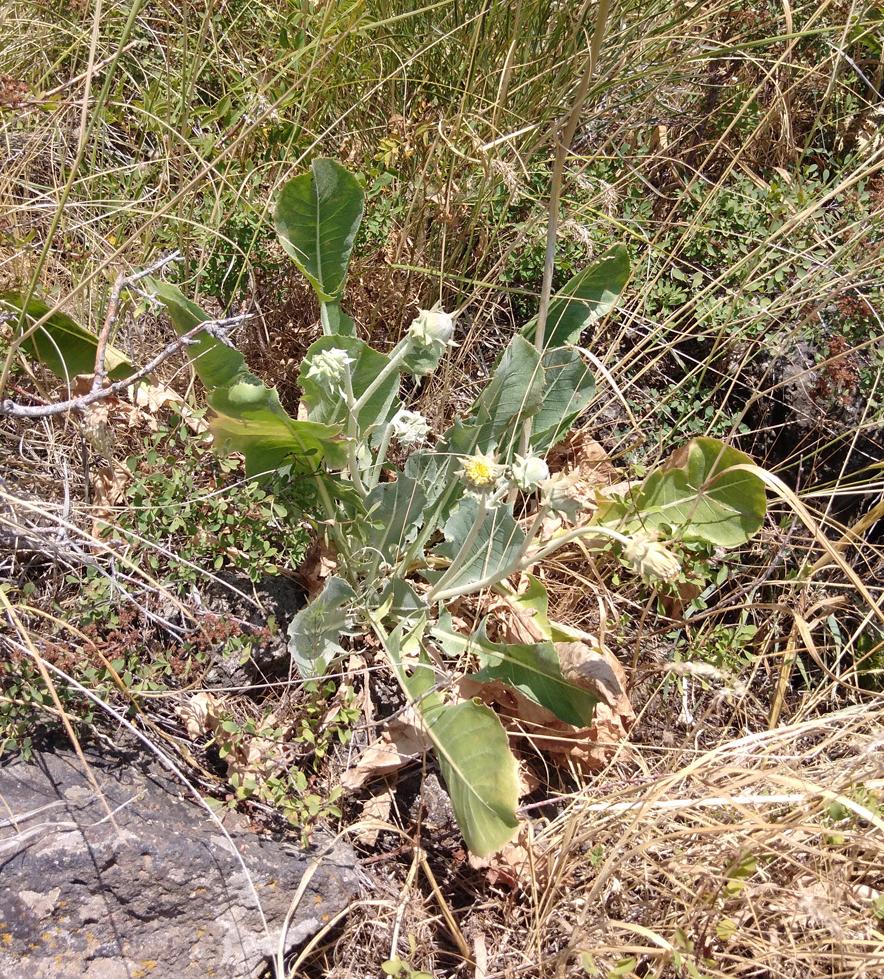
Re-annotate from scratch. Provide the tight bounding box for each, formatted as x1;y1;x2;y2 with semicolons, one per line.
623;533;681;584
389;408;431;447
407;308;455;358
510;453;550;491
305;347;354;387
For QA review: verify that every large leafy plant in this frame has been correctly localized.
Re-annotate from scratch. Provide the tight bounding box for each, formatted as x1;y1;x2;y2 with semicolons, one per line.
145;159;768;854
12;159;768;856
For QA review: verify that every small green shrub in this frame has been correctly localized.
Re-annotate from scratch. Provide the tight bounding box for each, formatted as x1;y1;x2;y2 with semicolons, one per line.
114;420;311;589
8;159;771;855
204;679;359;842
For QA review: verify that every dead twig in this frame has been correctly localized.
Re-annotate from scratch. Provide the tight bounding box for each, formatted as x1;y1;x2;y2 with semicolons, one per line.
91;251;183;393
0;311;251;420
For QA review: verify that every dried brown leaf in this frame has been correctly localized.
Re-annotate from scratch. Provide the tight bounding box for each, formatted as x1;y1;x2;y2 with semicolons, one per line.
465;641;634;773
341;711;430;791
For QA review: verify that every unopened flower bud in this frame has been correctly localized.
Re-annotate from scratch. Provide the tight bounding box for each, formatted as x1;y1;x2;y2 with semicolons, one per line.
407;308;455;356
539;473;582;522
390;408;431;447
510;454;550;492
623;534;680;584
305;347;354;387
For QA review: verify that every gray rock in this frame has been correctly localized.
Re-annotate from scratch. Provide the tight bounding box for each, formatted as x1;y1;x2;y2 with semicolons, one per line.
0;749;359;978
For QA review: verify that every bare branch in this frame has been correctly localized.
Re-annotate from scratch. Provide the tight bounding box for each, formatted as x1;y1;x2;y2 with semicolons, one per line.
91;251;183;393
0;311;250;420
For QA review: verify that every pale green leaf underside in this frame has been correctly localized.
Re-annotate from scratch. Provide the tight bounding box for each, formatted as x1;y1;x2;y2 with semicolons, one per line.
633;436;767;547
287;576;354;679
430;498;525;593
421;697;520;856
404;657;519;857
380;624;520;857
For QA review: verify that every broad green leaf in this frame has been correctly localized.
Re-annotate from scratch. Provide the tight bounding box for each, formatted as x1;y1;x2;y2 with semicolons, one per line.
144;279;246;385
521;245;630;348
403;653;519;856
322;301;356;337
361;475;425;563
420;696;520;856
1;292;132;381
274;158;364;301
471;640;598;727
432;612;597;727
209;391;344;475
373;619;520;855
287;576;354;678
633;437;766;547
430;497;525;593
467;335;544;455
147;279;343;476
530;347;596;453
299;334;399;433
502;575;593;643
378;578;426;621
401;337;445;378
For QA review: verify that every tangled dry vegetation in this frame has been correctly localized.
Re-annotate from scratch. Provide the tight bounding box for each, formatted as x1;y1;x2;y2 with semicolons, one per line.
2;1;883;977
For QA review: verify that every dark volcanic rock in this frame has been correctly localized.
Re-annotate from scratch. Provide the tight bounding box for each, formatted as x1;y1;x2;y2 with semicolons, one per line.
0;749;358;978
203;570;306;685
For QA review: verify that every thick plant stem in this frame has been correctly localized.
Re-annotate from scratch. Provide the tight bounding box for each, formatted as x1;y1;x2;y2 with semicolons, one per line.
427;497;489;600
523;522;629;566
320;302;333;335
342;371;367;498
312;473;352;563
367;422;393;490
352;339;410;417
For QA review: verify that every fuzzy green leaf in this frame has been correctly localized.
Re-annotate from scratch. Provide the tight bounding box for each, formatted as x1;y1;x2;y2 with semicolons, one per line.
404;653;520;856
432;612;597;727
299;334;399;433
422;696;520;856
377;621;520;856
274;159;364;301
287;576;354;678
146;279;342;476
468;335;544;455
632;437;766;547
430;497;525;593
473;641;598;727
361;475;425;563
521;245;630;348
1;292;132;382
530;347;596;453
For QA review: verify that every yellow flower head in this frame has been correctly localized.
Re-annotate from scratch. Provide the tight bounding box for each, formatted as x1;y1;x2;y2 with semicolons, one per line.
458;450;505;492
